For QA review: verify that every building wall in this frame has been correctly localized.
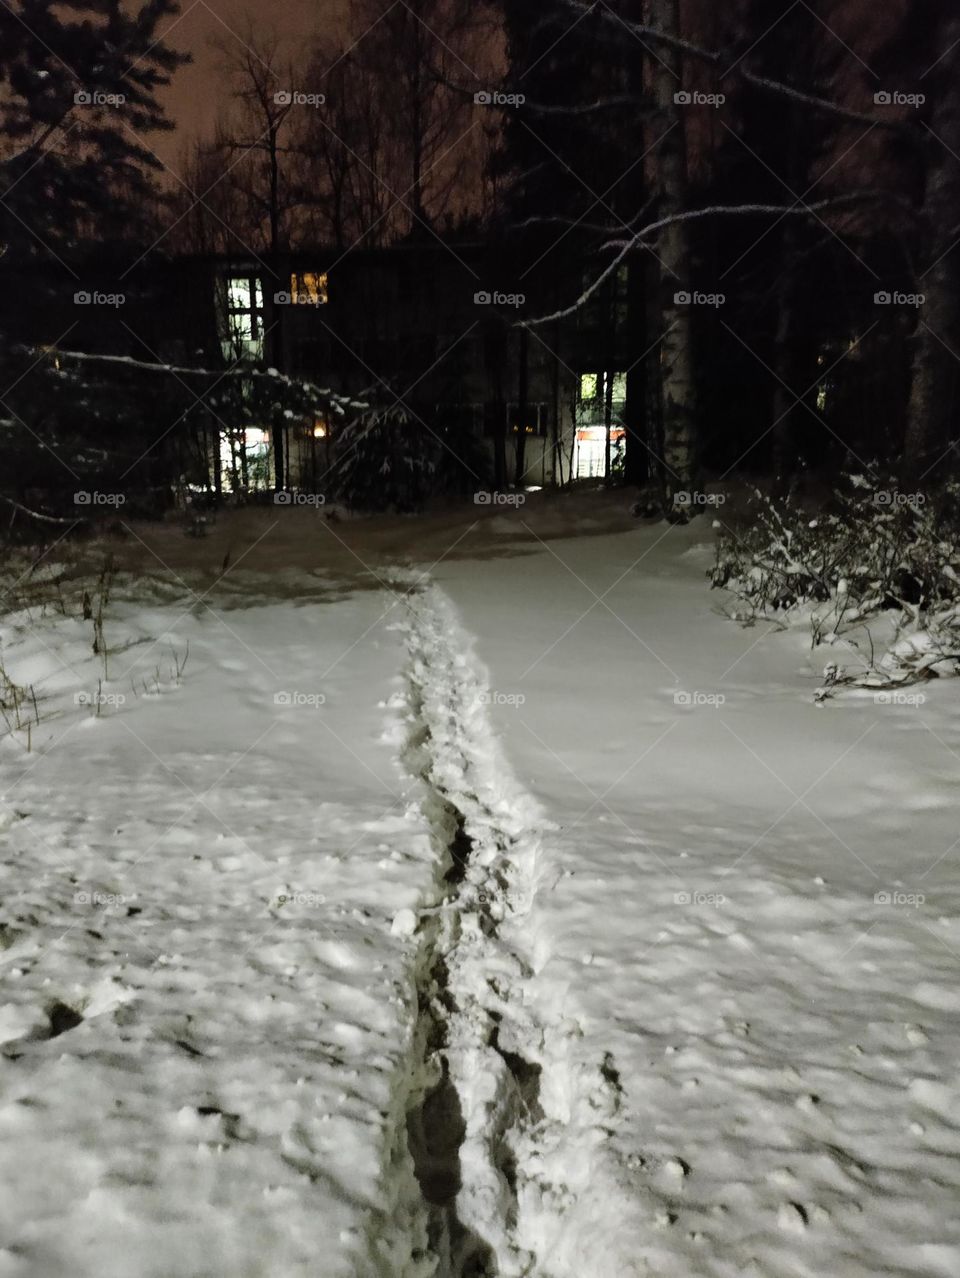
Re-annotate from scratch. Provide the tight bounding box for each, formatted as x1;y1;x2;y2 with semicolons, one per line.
206;243;581;492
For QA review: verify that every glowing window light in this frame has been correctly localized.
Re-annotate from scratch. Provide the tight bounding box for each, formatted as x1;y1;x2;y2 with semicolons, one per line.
223;275;265;356
291;271;329;305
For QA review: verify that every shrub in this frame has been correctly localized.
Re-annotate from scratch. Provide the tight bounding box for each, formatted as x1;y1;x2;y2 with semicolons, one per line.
712;474;960;693
330;404;488;513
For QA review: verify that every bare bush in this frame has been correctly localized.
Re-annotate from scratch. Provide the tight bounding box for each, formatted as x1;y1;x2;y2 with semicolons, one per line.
712;475;960;695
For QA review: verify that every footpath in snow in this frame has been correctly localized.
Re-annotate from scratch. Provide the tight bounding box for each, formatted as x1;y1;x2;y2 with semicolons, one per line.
393;581;645;1277
1;498;959;1278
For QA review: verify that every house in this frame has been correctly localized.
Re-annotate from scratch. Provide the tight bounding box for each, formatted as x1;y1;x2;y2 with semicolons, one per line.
4;235;640;505
188;239;638;494
185;241;561;493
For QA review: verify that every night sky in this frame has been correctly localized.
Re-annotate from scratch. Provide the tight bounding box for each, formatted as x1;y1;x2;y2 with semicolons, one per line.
152;0;350;172
151;0;898;176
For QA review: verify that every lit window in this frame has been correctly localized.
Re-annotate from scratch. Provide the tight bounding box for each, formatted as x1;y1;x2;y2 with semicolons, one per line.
227;277;256;311
580;372;626;403
218;427;271;493
291;271;328;305
507;404;546;436
222;274;264;357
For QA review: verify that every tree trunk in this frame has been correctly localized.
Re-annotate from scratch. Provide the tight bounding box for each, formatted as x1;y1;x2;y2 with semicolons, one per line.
770;230;798;494
604;367;615;484
644;255;665;495
484;319;508;490
647;0;698;507
515;326;529;485
623;259;649;486
602;279;615;484
491;403;507;491
551;322;564;486
268;129;286;492
211;419;222;500
904;13;960;476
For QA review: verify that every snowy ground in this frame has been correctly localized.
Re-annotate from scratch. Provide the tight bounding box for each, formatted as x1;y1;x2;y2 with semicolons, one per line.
2;492;959;1277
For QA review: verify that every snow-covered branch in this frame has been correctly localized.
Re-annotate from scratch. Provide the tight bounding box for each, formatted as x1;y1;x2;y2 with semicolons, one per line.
738;69;896;129
523;94;648;117
0;494;83;525
523;195;896;327
22;346;369;414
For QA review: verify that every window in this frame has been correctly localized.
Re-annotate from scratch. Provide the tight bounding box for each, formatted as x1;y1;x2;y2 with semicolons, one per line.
291;271;328;305
578;371;626;405
479;404;548;438
219;426;271;492
508;403;548;437
222;274;264;359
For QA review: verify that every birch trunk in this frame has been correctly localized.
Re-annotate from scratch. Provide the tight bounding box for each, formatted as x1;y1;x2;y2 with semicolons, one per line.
647;0;699;505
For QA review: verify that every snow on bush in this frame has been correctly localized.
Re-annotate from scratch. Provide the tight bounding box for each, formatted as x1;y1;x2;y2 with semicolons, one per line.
330;404;488;513
711;475;960;696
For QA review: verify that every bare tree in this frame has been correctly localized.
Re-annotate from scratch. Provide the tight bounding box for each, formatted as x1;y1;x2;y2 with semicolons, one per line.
296;43;404;248
348;0;497;233
206;26;305;258
170;141;251;256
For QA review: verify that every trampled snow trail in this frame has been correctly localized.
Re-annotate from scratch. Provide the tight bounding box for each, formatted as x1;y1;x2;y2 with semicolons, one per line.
392;582;651;1278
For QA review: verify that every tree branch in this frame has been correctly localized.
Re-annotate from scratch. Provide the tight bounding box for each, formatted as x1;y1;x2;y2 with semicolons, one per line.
23;347;369;413
0;494;84;525
555;0;906;129
523;195;898;326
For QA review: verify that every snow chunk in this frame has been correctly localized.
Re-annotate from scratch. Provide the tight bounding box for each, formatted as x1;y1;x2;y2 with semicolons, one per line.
390;908;418;938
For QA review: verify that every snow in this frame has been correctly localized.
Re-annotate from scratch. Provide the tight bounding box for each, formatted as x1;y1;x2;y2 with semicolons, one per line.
435;515;960;1277
2;492;959;1276
0;587;437;1276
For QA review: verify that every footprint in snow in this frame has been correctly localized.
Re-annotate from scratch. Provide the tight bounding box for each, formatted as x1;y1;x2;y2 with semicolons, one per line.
778;1202;808;1233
